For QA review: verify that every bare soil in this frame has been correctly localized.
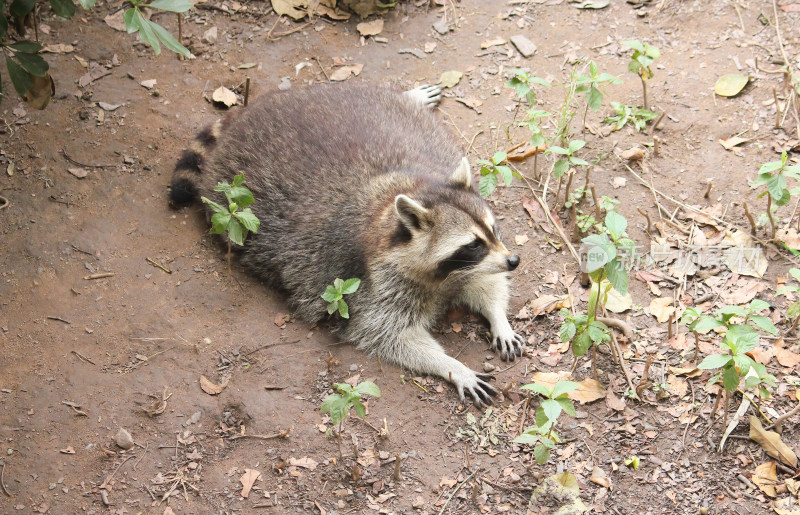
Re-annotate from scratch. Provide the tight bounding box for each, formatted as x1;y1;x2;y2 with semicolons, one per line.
1;0;800;513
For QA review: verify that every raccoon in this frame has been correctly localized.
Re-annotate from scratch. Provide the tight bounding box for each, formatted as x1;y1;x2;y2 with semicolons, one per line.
169;83;525;406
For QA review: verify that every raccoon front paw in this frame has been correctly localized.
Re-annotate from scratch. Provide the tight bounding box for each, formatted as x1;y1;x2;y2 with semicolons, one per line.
404;84;443;109
452;369;497;408
491;327;526;362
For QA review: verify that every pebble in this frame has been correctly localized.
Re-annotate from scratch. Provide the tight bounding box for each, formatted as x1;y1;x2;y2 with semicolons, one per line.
349;364;358;372
114;428;134;450
203;26;218;45
482;362;496;373
510;35;537;57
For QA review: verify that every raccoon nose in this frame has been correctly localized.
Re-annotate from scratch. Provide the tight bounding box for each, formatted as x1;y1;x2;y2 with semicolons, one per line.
507;255;520;271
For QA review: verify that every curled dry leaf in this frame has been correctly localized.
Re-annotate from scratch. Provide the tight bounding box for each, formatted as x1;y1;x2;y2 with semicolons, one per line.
528;371;604;404
356;19;384;36
438;70;462;88
649;297;675;323
212;86;238;107
589;466;611;489
200;375;226;395
526;294;572;318
714;73;749;97
60;446;76;454
752;461;778;497
289;457;318;470
749;416;797;467
515;233;529;246
605;390;626;412
774;341;800;369
329;64;363;82
239;468;261;498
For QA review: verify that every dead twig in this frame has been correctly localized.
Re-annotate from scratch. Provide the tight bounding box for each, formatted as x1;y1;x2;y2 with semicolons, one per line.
0;195;8;211
637;207;653;234
767;401;800;433
71;350;95;365
438;468;480;515
609;331;637;400
1;462;10;496
268;21;311;40
62;400;88;417
61;148;116;168
227;428;290;441
47;315;71;324
84;273;115;280
742;201;757;236
100;455;134;490
597;316;634;340
246;339;301;356
146;257;172;274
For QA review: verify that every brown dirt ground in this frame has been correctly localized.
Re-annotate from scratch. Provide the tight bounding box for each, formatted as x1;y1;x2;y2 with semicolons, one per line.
2;0;800;513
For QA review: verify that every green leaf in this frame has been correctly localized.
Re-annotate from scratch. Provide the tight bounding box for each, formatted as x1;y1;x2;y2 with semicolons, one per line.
693;315;724;333
766;173;787;201
320;394;350;425
534;443;551;464
586;87;603;110
6;56;32;97
552;159;569;179
338;299;349;318
148;0;193;11
77;0;96;8
49;0;76;18
227;218;245;245
478;173;497;198
559;321;576;343
145;18;190;57
497;165;513;186
717;305;747;318
341;278;361;295
622;40;645;53
8;41;43;53
749;315;777;335
521;383;552;397
326;301;338;315
581;233;615;273
492;151;507;164
0;7;7;40
722;365;740;391
124;7;141;34
556;397;576;417
698;353;731;370
567;139;586;153
552;381;579;398
201;196;226;214
547;146;569;155
354;381;381;397
9;0;36;17
234;208;260;233
725;324;759;353
352;399;366;418
228;185;254;207
514;432;540;445
136;12;162;55
573;330;592;356
604;257;628;296
748;299;770;313
209;211;230;234
321;285;340;303
333;278;344;290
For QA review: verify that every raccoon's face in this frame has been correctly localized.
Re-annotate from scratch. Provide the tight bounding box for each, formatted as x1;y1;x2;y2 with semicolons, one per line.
391;158;519;282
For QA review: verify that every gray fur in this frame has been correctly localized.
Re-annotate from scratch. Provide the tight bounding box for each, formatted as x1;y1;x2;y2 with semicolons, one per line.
171;83;524;406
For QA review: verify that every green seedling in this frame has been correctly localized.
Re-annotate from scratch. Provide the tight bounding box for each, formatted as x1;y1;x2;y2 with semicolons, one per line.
201;173;261;273
321;278;361;319
777;268;800;334
622;40;660;110
603;102;658;132
546;139;588;180
515;380;578;464
321;380;381;457
685;299;778;430
750;151;800;238
477;151;521;198
506;68;552;106
123;0;192;56
575;61;621;133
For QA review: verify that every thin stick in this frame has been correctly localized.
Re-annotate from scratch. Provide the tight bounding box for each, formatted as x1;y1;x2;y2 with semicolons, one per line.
742;202;757;235
268;21;311;40
61;149;116;168
244;77;251;106
767;401;800;433
177;14;183;61
649;112;665;135
519;175;580;263
227;429;290;440
84;273;115;280
100;455;134;490
146;257;172;274
393;454;402;481
767;194;776;239
588;183;602;220
704;182;713;199
1;462;10;496
637;207;652;234
47;315;71;324
773;87;782;129
610;331;637;399
563;170;574;209
641;77;648;111
438;468;480;515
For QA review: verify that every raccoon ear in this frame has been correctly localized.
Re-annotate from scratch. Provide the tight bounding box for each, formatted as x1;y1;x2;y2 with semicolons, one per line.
450;157;472;189
395;194;430;231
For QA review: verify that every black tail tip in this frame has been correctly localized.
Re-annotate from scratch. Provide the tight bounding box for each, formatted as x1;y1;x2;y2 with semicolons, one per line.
169;177;198;207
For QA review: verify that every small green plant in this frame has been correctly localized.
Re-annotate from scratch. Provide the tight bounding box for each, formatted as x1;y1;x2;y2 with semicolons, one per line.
477;151;521;198
546;139;589;181
622;40;660;110
0;0;190;107
603;102;658;132
685;300;778;430
506;68;552;106
321;380;381;457
750;151;800;238
201;173;261;272
515;380;578;464
777;268;800;333
575;60;621;132
561;211;635;378
321;278;361;319
506;69;552;179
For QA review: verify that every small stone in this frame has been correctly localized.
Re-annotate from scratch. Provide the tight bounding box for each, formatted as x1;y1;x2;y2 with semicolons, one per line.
432;18;450;34
620;147;644;161
482;362;496;373
114;428;134;450
349;364;358;372
510;35;537;57
203;26;218;44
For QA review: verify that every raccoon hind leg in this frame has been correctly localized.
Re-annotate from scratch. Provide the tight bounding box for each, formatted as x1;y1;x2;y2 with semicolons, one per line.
403;85;443;109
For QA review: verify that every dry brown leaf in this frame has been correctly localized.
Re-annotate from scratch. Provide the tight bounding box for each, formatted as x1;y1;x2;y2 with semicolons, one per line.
605;390;626;411
668;333;689;351
611;177;626;189
24;73;55;110
667;375;688;398
440;476;458;488
43;43;75;54
649;297;675;323
751;346;774;365
104;9;127;31
356;19;384;36
719;136;750;150
480;37;506;49
274;313;288;328
752;462;778;497
288;457;318;470
668;365;702;377
589;466;611;488
572;378;606;404
528;294;572;318
212;86;238;107
239;469;261;498
200;375;225;395
515;233;529;246
329;64;363;81
68;167;89;179
271;0;307;20
774;341;800;368
60;446;75;454
721;279;766;306
749;416;798;467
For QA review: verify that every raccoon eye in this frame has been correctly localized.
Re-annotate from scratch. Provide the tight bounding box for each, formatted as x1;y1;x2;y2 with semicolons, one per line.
466;239;484;250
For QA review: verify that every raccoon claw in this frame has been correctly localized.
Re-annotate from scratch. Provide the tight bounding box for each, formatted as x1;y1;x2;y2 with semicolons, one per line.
404;84;443;109
454;371;497;408
491;331;526;362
